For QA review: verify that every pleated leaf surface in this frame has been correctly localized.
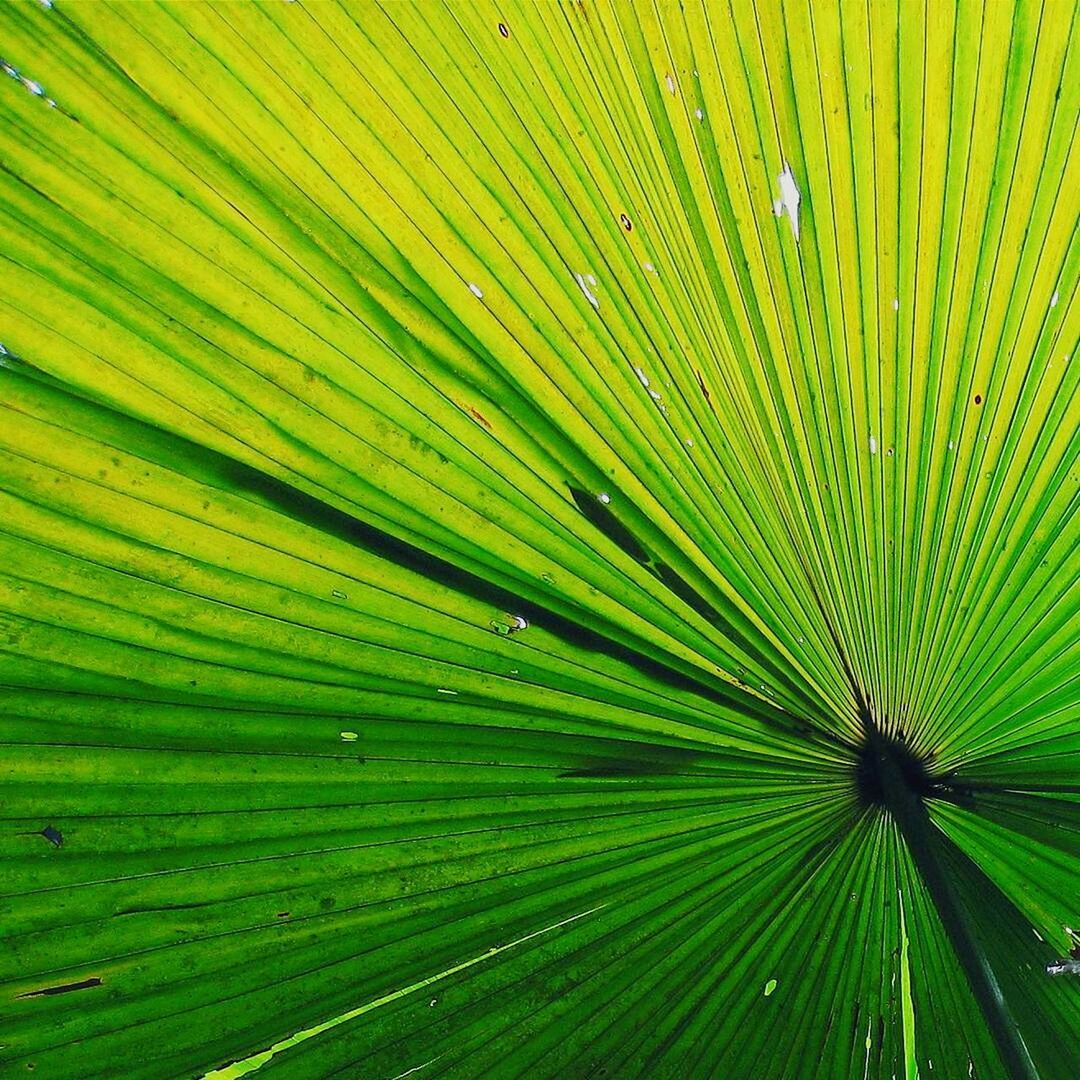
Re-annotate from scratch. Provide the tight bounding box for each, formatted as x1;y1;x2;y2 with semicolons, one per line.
0;1;1077;1078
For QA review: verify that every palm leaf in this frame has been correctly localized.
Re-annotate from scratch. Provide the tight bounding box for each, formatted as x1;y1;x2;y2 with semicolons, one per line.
0;0;1076;1077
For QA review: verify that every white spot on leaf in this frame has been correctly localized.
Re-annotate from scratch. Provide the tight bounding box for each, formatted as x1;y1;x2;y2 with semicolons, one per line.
574;273;599;309
772;163;801;242
468;282;483;299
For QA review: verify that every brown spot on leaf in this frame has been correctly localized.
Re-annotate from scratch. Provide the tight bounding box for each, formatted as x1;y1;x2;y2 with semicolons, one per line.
695;370;714;412
18;977;102;998
466;405;493;431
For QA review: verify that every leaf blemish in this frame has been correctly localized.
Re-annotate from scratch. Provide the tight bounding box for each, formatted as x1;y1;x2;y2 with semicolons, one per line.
695;370;714;413
18;977;102;999
772;163;801;241
575;273;600;308
1;59;55;106
491;613;528;636
465;404;493;430
1045;957;1080;975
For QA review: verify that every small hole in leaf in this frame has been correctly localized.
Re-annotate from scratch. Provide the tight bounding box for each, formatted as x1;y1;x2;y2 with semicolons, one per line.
498;22;509;38
620;213;632;231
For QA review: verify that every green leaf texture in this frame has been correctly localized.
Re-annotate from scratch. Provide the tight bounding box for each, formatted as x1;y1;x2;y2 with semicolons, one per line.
0;1;1076;1077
